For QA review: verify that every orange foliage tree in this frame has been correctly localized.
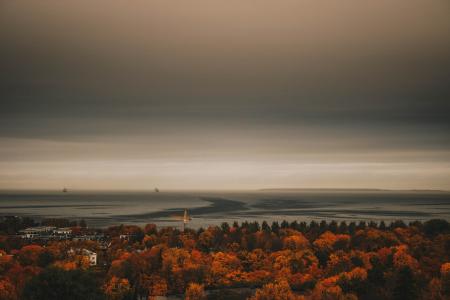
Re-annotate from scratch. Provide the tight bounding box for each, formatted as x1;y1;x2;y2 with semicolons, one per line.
185;283;206;300
103;276;131;300
250;280;304;300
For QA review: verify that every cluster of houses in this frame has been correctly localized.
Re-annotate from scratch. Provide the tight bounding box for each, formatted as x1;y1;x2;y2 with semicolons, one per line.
17;225;111;267
19;226;104;241
20;226;70;239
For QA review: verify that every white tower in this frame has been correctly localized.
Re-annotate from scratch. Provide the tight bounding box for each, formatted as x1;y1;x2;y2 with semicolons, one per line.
182;209;190;231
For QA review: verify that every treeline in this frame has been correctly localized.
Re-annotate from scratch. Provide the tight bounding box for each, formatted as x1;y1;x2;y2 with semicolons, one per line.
0;218;449;300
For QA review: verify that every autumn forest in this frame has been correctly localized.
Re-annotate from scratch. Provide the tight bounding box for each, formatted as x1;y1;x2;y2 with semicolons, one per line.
0;218;449;300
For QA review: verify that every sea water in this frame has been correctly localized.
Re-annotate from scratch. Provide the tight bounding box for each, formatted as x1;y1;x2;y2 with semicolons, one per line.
1;190;449;228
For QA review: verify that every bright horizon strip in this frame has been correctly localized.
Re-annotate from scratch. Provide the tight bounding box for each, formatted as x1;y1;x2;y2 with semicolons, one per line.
1;159;449;191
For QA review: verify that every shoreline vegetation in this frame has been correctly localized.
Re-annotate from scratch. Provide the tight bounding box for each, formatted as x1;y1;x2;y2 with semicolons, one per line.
0;217;449;300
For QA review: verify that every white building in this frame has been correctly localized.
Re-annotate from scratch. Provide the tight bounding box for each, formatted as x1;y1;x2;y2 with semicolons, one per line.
82;249;97;266
67;248;98;266
54;227;72;235
20;226;56;239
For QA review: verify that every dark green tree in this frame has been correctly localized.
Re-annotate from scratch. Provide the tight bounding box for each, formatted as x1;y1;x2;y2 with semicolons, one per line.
22;267;105;300
261;221;271;233
423;219;449;236
392;266;418;300
319;220;328;233
338;221;348;234
271;221;280;234
37;251;54;267
221;222;230;233
329;221;338;233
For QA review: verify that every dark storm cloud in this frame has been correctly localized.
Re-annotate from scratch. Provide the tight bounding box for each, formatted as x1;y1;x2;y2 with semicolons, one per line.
1;0;449;127
0;0;449;189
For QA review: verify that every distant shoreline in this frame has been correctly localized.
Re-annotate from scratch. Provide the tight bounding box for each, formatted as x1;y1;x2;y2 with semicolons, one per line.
259;188;450;193
0;188;449;194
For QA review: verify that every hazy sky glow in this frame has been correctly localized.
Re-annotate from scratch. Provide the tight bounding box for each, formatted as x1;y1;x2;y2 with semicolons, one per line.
1;0;449;190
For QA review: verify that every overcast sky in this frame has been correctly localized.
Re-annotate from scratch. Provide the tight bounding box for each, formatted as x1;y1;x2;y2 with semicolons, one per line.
1;0;449;190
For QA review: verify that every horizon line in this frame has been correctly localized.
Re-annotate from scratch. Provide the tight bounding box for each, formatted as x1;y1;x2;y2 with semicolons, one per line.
0;187;449;193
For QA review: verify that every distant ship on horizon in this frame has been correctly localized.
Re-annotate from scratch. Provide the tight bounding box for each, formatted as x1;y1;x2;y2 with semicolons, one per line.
62;187;68;193
154;187;159;193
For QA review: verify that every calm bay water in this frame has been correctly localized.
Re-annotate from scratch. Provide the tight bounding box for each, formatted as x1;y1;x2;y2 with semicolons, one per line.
1;190;449;228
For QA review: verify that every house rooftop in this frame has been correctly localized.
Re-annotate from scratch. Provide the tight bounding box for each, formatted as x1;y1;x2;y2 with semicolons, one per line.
21;226;56;233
